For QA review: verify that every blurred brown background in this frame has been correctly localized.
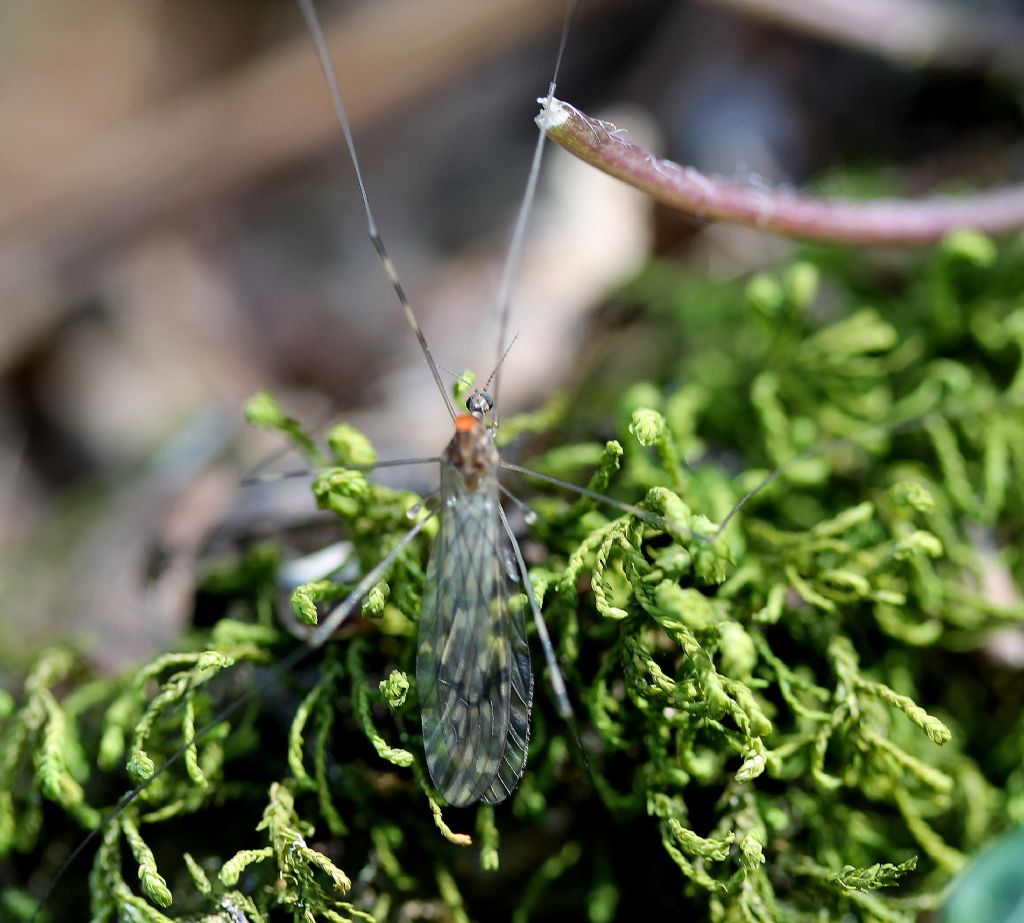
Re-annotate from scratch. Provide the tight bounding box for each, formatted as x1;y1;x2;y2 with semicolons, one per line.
1;0;1021;667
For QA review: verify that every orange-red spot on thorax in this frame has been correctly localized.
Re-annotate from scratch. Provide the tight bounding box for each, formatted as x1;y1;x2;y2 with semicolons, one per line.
454;414;478;433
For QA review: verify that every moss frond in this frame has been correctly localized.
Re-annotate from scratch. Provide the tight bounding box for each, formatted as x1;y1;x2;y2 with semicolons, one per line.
4;234;1024;920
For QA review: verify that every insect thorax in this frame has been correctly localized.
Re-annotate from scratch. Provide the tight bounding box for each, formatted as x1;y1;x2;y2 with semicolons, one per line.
444;416;499;492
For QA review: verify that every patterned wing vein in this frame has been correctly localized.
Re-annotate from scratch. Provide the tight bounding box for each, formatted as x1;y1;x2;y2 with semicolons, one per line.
417;463;533;806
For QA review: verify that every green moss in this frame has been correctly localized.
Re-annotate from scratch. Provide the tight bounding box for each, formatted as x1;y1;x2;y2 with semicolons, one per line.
2;235;1024;921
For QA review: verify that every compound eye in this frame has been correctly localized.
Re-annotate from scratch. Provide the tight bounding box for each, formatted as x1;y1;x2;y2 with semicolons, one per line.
465;390;495;416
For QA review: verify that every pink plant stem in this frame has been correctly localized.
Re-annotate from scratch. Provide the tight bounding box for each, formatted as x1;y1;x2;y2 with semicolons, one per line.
537;97;1024;246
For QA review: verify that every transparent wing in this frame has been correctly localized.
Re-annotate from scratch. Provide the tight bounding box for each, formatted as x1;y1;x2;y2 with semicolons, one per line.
480;529;532;806
417;464;533;807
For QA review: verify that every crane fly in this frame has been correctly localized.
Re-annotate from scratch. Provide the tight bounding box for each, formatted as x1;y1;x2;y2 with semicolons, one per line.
27;6;588;913
417;410;532;804
294;0;580;805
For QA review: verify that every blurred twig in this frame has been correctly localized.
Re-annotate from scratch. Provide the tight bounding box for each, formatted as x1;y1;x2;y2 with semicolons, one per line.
540;98;1024;246
697;0;1024;77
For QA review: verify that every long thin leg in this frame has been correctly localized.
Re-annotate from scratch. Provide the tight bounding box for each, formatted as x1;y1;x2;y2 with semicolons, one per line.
712;412;952;536
296;0;456;419
500;460;720;543
499;483;538;524
498;505;572;720
499;505;590;777
242;456;442;486
504;408;973;543
243;403;342;482
30;511;435;923
489;0;582;417
308;512;434;646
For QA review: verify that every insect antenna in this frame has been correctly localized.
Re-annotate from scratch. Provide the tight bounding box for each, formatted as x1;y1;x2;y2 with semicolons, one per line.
483;332;520;394
451;332;520;422
296;0;456;420
475;333;520;411
436;364;477;391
